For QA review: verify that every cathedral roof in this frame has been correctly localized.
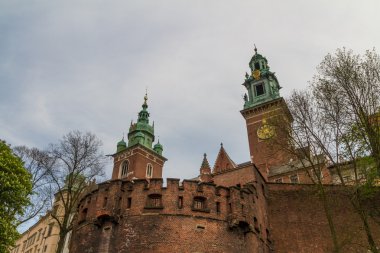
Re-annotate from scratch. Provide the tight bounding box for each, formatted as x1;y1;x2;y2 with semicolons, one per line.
213;143;237;173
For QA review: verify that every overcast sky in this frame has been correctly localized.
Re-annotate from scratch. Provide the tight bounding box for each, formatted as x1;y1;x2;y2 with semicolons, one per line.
1;1;380;181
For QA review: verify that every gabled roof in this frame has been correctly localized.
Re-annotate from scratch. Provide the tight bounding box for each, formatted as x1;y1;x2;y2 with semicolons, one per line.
213;143;237;173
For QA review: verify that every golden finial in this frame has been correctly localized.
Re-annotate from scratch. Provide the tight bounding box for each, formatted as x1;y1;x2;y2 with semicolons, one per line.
144;89;148;105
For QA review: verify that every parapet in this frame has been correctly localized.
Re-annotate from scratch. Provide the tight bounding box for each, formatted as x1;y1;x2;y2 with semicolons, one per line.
76;178;263;233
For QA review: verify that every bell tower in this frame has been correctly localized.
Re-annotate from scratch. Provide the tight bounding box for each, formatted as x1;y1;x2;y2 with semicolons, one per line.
111;93;167;180
241;47;292;179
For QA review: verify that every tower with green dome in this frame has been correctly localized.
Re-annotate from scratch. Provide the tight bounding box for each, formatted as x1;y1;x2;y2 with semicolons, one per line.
111;93;167;180
240;46;292;179
127;93;156;149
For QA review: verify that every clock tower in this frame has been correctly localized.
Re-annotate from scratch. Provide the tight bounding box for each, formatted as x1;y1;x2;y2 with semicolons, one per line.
241;47;292;179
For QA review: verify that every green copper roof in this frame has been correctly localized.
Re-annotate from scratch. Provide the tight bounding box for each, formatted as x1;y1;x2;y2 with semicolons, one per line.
153;140;163;155
115;93;164;156
242;46;281;109
117;137;127;152
127;93;155;149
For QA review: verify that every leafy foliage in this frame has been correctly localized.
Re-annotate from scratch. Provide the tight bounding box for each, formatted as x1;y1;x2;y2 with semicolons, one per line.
0;141;32;253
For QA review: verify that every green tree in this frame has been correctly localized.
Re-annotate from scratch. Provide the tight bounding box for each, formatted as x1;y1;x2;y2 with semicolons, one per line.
0;140;32;253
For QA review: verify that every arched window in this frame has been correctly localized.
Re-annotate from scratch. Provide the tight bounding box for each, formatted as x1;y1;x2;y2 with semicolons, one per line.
146;164;153;178
121;160;129;178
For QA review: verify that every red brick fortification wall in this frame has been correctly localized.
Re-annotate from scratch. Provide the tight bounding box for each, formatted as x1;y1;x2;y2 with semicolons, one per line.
70;178;272;253
72;215;256;253
268;183;380;253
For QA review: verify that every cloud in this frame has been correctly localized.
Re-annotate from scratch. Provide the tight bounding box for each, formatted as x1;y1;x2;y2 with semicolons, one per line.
1;0;380;181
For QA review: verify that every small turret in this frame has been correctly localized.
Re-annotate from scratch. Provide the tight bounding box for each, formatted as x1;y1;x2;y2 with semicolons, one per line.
116;137;127;153
153;140;163;155
199;153;212;183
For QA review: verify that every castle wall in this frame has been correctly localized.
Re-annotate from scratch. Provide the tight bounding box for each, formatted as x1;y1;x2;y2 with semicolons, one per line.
70;178;272;253
213;164;257;188
268;183;380;253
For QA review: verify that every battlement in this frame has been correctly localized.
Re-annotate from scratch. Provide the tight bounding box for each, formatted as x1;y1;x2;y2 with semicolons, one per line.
76;178;264;234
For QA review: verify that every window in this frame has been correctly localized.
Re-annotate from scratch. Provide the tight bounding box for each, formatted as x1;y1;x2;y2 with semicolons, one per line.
146;164;153;178
146;194;163;208
121;160;129;178
127;198;132;208
216;202;221;214
290;174;299;184
103;197;108;208
193;197;206;210
254;62;260;70
255;83;265;96
178;196;183;209
274;178;283;183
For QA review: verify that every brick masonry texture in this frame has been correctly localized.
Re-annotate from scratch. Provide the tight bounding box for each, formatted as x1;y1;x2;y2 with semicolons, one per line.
268;183;380;253
70;177;272;253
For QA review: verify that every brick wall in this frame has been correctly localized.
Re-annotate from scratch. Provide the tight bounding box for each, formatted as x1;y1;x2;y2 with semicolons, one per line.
268;183;380;252
70;178;272;253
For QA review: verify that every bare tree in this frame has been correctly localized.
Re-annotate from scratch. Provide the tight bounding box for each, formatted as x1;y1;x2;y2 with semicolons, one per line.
270;90;341;252
13;146;54;226
47;131;105;253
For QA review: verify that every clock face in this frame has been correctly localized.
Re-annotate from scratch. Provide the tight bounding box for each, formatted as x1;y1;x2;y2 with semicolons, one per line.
257;123;275;140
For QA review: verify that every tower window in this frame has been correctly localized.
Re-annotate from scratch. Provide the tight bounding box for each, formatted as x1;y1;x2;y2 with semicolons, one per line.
255;84;265;96
255;62;260;70
146;164;153;178
146;194;163;208
121;160;129;178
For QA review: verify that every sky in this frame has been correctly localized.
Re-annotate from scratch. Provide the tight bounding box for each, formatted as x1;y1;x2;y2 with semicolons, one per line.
1;0;380;181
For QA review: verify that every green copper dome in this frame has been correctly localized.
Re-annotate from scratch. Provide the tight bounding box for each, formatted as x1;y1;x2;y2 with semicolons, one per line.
127;93;156;149
153;140;163;155
242;46;281;109
116;137;127;153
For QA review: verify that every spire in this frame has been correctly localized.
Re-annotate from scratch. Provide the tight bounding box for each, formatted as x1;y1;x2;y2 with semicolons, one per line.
242;48;282;109
138;93;150;124
213;143;237;173
199;153;212;183
127;93;155;149
143;90;148;109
